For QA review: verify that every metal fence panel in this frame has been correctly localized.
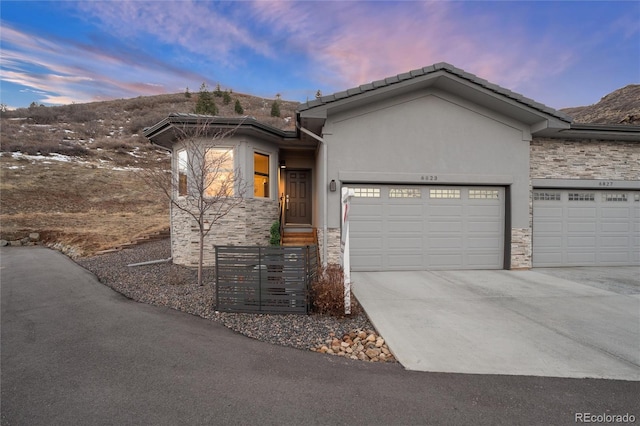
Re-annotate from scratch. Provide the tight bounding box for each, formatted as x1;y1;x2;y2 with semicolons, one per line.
215;245;318;314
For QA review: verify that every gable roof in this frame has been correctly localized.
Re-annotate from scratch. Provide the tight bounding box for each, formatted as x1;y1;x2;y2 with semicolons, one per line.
298;62;573;137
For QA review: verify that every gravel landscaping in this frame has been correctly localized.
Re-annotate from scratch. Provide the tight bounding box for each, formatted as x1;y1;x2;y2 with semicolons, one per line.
76;239;384;355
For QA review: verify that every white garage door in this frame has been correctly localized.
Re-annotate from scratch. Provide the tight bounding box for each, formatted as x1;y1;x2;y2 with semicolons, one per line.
533;189;640;267
349;186;505;271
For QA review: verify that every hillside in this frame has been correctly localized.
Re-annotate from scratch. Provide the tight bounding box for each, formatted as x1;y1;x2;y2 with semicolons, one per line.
561;84;640;125
0;90;299;255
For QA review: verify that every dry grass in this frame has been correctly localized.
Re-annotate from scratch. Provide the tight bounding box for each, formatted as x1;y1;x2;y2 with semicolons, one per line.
0;89;300;256
0;156;168;256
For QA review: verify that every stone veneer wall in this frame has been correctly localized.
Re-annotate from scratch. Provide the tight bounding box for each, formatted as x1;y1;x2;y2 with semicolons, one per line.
530;138;639;180
171;197;279;266
510;228;531;269
317;227;342;266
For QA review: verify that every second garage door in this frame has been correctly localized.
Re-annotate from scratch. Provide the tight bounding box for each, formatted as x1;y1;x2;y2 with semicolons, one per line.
533;189;640;267
349;186;505;271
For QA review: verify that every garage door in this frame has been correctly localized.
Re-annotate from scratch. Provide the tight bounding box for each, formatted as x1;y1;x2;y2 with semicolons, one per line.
349;186;505;271
533;189;640;267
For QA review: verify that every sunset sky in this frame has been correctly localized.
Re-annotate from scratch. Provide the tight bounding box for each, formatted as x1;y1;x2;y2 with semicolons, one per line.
1;1;638;110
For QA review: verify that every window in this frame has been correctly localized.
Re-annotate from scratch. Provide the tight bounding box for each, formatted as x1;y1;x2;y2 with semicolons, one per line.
469;189;499;199
429;189;460;199
389;188;421;198
204;148;234;197
533;191;561;201
568;193;594;201
353;188;380;198
253;152;270;198
177;149;188;196
603;193;627;202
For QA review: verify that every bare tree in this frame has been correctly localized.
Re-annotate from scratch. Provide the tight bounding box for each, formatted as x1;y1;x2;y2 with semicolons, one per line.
141;120;246;286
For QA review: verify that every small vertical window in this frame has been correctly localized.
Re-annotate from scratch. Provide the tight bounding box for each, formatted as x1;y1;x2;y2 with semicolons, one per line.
177;149;188;196
253;152;270;198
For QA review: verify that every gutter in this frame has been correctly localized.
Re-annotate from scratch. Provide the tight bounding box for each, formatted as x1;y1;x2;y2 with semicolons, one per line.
297;124;328;268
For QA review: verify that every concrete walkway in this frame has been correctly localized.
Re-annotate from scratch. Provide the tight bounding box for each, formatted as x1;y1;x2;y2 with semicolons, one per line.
352;268;640;380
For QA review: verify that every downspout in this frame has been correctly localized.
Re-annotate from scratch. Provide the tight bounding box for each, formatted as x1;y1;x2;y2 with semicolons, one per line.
297;124;328;267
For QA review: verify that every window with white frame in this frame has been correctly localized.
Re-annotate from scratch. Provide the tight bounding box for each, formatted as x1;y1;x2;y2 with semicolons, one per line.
204;147;234;197
568;193;595;201
533;191;561;201
469;189;500;199
389;188;421;198
253;152;270;198
429;189;460;199
353;188;380;198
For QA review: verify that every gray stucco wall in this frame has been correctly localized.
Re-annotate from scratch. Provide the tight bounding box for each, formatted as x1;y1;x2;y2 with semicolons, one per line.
319;88;532;269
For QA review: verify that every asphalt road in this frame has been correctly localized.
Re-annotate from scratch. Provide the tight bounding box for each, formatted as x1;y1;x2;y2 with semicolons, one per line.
2;247;638;426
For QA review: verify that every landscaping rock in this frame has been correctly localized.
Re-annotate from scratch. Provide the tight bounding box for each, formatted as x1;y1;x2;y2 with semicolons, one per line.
311;328;396;363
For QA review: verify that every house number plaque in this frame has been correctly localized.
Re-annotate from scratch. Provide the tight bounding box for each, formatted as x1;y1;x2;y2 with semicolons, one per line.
420;175;438;181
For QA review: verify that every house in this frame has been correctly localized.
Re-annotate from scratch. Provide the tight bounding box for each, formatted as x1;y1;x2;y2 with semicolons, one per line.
144;62;640;270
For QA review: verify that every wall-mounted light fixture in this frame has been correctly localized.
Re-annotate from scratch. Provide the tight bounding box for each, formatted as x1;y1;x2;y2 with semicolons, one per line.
279;160;286;169
329;179;337;192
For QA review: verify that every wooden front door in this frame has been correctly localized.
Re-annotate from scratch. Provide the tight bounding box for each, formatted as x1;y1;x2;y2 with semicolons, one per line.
285;170;311;225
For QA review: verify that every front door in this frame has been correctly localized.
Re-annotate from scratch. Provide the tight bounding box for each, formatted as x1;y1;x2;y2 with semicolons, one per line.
285;170;311;225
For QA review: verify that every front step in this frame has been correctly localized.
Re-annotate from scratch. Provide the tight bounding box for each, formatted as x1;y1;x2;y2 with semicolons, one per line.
281;230;316;246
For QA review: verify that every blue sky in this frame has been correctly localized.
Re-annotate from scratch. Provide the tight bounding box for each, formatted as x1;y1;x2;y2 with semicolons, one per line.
1;1;638;110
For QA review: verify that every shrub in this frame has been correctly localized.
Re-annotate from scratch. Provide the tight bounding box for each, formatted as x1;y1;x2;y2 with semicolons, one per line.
311;264;361;317
269;221;280;246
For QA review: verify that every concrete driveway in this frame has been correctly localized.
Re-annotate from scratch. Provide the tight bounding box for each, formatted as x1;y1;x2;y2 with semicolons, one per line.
352;268;640;380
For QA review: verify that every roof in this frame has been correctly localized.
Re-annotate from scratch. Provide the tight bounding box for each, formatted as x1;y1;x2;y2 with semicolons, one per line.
298;62;572;124
143;113;297;149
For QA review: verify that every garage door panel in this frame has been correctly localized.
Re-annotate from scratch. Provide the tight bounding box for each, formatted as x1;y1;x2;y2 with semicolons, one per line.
388;254;423;269
468;205;502;216
388;220;422;232
388;237;421;249
467;237;502;249
601;208;631;219
428;237;463;248
427;253;464;269
429;205;463;216
567;207;597;218
467;253;503;267
535;207;563;217
601;222;630;232
567;222;597;232
467;220;502;232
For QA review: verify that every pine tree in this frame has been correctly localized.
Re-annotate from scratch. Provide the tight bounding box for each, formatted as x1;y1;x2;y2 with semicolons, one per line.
223;91;231;105
214;83;223;97
270;100;281;117
234;99;244;114
184;87;191;98
195;83;218;115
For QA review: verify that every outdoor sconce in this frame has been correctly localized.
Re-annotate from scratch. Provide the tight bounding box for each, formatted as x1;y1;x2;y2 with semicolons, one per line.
279;160;286;169
329;180;337;192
